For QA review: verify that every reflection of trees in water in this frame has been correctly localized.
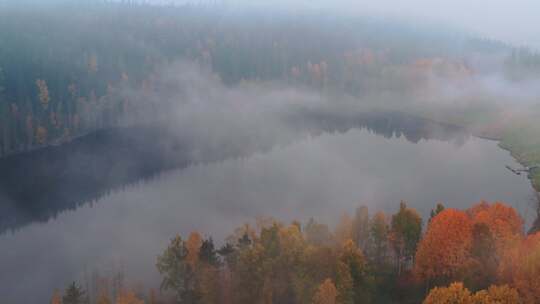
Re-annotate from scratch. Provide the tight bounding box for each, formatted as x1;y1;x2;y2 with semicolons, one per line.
0;111;469;234
0;126;196;234
288;110;469;146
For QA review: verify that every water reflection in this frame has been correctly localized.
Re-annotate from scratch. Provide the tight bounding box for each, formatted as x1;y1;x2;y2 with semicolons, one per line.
0;111;468;233
0;111;535;303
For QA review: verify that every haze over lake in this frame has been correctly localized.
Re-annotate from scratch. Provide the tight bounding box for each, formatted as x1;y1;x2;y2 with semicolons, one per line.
0;116;535;303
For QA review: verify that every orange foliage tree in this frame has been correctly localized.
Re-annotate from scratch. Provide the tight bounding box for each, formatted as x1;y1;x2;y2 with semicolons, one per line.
467;202;524;290
416;202;525;290
115;290;144;304
467;201;523;251
414;209;473;285
186;232;203;266
50;290;61;304
472;285;521;304
499;232;540;303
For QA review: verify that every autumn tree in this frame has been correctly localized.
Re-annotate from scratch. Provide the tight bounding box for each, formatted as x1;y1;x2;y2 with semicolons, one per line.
339;240;372;303
467;201;523;252
468;223;498;290
36;79;51;109
369;211;390;267
293;245;338;303
96;292;112;304
312;279;338;304
423;283;521;304
50;289;62;304
232;240;267;303
423;282;472;304
471;285;521;304
498;232;540;303
186;232;203;266
336;261;354;304
415;209;473;287
36;125;48;145
197;238;221;304
115;290;144;304
352;205;370;250
390;201;422;274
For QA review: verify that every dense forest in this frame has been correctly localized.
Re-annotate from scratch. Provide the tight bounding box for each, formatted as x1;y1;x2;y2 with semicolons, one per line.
2;1;540;304
1;1;540;157
50;200;539;304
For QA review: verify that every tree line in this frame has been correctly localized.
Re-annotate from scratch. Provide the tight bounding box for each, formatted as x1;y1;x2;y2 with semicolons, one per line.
50;200;540;303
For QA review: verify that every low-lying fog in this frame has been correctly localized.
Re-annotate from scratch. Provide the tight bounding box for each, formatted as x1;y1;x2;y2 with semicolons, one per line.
0;120;535;302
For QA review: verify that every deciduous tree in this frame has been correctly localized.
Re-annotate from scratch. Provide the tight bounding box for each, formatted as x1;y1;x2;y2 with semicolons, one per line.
312;279;338;304
499;232;540;303
352;205;370;250
115;290;144;304
369;211;390;267
471;285;520;304
390;201;422;274
415;209;473;286
468;201;523;252
423;282;472;304
50;289;62;304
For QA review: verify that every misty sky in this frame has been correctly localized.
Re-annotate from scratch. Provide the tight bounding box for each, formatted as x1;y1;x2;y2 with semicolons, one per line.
348;0;540;49
5;0;539;48
229;0;540;49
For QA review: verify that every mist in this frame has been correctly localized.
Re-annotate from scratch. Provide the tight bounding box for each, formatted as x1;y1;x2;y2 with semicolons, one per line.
1;1;540;303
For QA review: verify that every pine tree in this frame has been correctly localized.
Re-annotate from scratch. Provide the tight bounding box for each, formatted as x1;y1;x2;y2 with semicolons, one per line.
63;282;86;304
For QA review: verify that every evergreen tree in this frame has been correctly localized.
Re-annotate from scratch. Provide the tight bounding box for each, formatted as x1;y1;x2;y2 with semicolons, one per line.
62;282;86;304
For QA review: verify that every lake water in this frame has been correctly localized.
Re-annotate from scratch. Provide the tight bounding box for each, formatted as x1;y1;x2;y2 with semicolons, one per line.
0;111;536;303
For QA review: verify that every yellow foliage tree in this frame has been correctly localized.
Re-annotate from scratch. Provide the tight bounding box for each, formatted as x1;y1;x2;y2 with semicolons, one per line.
424;283;521;304
115;290;144;304
36;79;50;109
312;279;338;304
471;285;520;304
423;282;472;304
36;126;48;145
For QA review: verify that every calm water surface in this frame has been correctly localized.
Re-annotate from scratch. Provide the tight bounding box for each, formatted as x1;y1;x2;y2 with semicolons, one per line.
0;113;536;303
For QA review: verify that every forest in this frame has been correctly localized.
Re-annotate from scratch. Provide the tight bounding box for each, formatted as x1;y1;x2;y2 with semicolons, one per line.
1;1;540;303
50;200;540;304
2;1;540;189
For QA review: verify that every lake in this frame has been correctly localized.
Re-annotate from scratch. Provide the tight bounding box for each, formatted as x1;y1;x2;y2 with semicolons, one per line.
0;111;536;303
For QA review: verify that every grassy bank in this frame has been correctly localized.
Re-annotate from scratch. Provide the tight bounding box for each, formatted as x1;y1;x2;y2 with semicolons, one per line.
499;121;540;192
405;102;540;193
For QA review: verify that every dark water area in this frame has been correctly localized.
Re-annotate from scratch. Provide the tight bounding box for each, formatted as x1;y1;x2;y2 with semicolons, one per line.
0;111;468;234
0;111;536;303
